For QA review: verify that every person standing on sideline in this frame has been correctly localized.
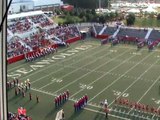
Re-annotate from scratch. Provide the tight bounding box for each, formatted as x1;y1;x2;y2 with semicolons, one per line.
36;95;39;103
104;99;108;108
104;107;109;119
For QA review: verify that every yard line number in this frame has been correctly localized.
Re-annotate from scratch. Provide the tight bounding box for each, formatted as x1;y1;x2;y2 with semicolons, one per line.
152;98;160;105
79;83;93;90
51;77;63;83
113;90;129;97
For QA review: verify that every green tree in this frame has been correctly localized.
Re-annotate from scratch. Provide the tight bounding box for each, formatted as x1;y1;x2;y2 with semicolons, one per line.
62;0;109;9
126;13;136;26
82;16;87;22
99;15;106;24
157;13;160;20
65;15;74;24
149;12;155;18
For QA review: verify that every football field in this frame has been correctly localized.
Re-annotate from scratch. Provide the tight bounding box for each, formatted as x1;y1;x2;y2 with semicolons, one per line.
7;39;160;120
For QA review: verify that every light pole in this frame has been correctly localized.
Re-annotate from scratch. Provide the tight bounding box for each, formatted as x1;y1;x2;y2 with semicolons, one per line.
99;0;101;9
0;0;8;120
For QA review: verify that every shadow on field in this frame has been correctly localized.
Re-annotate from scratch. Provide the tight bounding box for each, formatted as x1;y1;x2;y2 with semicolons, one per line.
93;112;105;120
28;103;38;111
45;102;67;118
93;108;105;120
45;108;57;118
8;95;21;102
22;100;30;106
68;110;83;120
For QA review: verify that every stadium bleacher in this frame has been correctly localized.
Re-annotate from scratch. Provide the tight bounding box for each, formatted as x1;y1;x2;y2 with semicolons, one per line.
117;27;148;39
103;26;117;35
94;25;104;34
148;30;160;42
7;11;80;59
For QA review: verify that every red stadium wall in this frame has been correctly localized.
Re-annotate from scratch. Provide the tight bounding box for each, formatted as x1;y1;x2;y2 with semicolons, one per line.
7;54;25;64
95;34;109;39
66;36;81;44
7;36;81;64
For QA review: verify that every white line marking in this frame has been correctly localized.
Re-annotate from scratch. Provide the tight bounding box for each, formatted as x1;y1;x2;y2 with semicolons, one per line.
70;52;137;97
88;52;154;102
34;48;115;89
9;45;99;80
53;49;132;94
30;46;109;84
84;108;131;120
108;58;160;108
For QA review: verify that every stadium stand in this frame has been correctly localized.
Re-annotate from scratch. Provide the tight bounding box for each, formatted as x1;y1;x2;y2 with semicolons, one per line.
103;26;118;35
7;37;30;58
148;29;160;42
117;27;148;39
7;11;81;62
94;25;104;35
93;24;160;50
8;112;32;120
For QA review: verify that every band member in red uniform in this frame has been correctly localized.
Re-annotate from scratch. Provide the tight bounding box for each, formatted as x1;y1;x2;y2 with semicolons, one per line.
59;94;62;104
66;90;69;99
84;94;88;106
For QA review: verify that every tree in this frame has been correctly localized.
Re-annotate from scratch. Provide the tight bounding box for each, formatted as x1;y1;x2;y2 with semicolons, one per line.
82;16;87;22
149;12;155;18
62;0;109;9
157;13;160;20
126;13;136;26
99;15;106;24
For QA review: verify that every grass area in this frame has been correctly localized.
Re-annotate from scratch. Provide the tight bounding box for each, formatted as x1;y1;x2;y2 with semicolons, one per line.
53;16;82;24
7;39;160;120
123;17;160;28
53;16;66;24
134;17;160;28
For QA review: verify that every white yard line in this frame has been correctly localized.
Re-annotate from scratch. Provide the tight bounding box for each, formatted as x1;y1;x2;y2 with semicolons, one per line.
31;46;112;84
60;65;154;83
88;52;154;102
127;73;160;115
113;58;160;68
37;48;128;90
39;78;58;90
108;58;160;107
84;108;131;120
70;52;137;98
52;49;132;94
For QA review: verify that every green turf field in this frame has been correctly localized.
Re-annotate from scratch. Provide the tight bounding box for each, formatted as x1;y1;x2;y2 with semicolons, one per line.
7;39;160;120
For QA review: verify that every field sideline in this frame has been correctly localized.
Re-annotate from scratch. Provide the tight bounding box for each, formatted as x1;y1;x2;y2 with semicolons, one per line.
7;39;160;120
